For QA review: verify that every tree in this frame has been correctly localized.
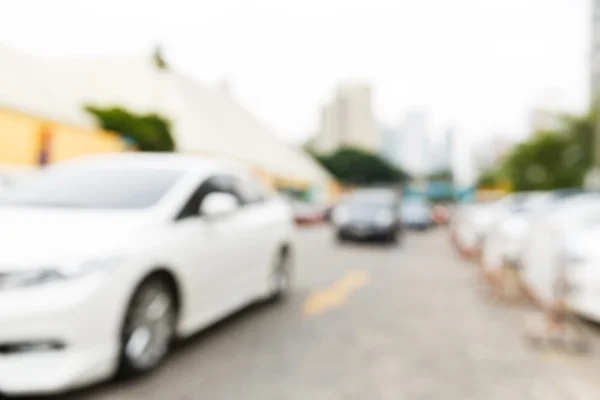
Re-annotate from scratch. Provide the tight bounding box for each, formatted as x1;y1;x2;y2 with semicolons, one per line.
428;169;453;181
503;131;586;191
85;106;176;152
476;109;596;192
312;147;409;185
476;166;506;188
561;109;595;168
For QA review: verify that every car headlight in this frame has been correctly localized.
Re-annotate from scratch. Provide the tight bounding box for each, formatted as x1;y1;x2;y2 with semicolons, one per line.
375;210;395;226
0;256;123;290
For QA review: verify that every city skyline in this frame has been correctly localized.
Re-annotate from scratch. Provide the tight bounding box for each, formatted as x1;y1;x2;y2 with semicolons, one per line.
310;81;378;154
0;0;587;146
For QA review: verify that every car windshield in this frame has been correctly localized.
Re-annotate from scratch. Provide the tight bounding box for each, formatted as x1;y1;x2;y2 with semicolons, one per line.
402;201;429;213
344;200;390;214
0;165;184;210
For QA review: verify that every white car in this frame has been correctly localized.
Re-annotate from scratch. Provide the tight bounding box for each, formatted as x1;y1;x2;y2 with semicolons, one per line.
564;222;600;321
0;153;295;396
521;193;600;307
481;191;566;272
0;171;23;193
453;194;524;255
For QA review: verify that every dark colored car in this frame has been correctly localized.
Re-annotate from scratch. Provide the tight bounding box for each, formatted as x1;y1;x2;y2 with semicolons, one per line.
401;200;432;231
332;189;402;244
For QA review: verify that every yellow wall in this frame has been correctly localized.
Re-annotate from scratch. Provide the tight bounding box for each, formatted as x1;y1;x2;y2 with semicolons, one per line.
49;122;126;163
0;108;127;166
0;109;42;166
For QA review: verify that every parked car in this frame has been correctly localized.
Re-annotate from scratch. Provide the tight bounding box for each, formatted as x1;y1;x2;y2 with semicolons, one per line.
332;188;402;244
521;192;600;308
0;171;23;194
451;198;507;256
452;192;541;257
564;221;600;322
482;190;583;274
0;153;295;396
481;191;556;272
401;200;432;230
290;199;325;225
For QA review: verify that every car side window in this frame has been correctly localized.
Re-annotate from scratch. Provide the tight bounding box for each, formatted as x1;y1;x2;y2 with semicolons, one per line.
175;175;242;220
231;176;266;205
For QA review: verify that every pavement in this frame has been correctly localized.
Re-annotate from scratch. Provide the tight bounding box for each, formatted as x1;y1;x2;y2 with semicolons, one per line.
24;227;600;399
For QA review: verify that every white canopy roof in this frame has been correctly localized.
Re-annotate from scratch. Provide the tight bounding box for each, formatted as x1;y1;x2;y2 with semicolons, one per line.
0;47;332;186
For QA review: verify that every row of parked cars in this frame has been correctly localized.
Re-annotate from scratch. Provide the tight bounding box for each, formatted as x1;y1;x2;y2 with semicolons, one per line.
451;190;600;322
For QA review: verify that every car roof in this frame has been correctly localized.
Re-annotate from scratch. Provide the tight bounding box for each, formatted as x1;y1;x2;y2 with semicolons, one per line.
51;152;246;174
347;188;399;202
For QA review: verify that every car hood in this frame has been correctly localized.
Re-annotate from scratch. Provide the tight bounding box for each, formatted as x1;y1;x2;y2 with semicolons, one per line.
0;207;155;269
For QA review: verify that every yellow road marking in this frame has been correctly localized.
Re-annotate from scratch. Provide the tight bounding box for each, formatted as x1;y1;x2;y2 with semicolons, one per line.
539;349;574;365
303;270;369;317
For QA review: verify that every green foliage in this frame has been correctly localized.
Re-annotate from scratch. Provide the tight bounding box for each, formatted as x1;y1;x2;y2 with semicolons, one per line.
503;132;585;191
481;109;595;192
428;169;453;181
85;106;176;152
312;147;409;185
560;110;595;167
476;167;505;188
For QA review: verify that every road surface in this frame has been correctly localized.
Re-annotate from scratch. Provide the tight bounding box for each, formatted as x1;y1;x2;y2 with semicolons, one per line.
26;227;600;399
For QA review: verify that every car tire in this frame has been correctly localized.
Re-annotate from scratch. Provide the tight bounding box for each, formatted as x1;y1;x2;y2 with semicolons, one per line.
268;248;293;302
386;231;400;245
336;232;348;244
117;277;176;379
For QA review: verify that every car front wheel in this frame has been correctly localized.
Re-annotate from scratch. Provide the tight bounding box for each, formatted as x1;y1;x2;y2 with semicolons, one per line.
118;277;176;378
268;249;293;302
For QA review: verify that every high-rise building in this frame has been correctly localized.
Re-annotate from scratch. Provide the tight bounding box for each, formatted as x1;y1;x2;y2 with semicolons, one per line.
398;110;431;176
311;81;378;154
309;104;339;154
379;125;401;166
431;126;454;173
592;0;600;100
445;127;455;171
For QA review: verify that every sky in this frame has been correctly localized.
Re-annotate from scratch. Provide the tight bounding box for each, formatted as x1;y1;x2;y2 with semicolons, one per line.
0;0;591;182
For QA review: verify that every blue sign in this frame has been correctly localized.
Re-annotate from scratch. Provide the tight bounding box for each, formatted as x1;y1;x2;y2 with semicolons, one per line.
426;182;454;199
404;181;455;201
123;136;137;150
455;187;476;203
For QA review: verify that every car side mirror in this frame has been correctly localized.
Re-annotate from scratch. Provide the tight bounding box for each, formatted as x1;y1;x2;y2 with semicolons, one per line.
200;192;239;219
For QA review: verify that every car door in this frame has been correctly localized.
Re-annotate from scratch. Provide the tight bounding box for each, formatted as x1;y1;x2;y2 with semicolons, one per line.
196;174;259;312
168;175;248;333
228;174;275;297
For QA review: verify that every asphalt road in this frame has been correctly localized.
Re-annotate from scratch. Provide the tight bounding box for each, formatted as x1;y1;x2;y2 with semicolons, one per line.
27;227;600;399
